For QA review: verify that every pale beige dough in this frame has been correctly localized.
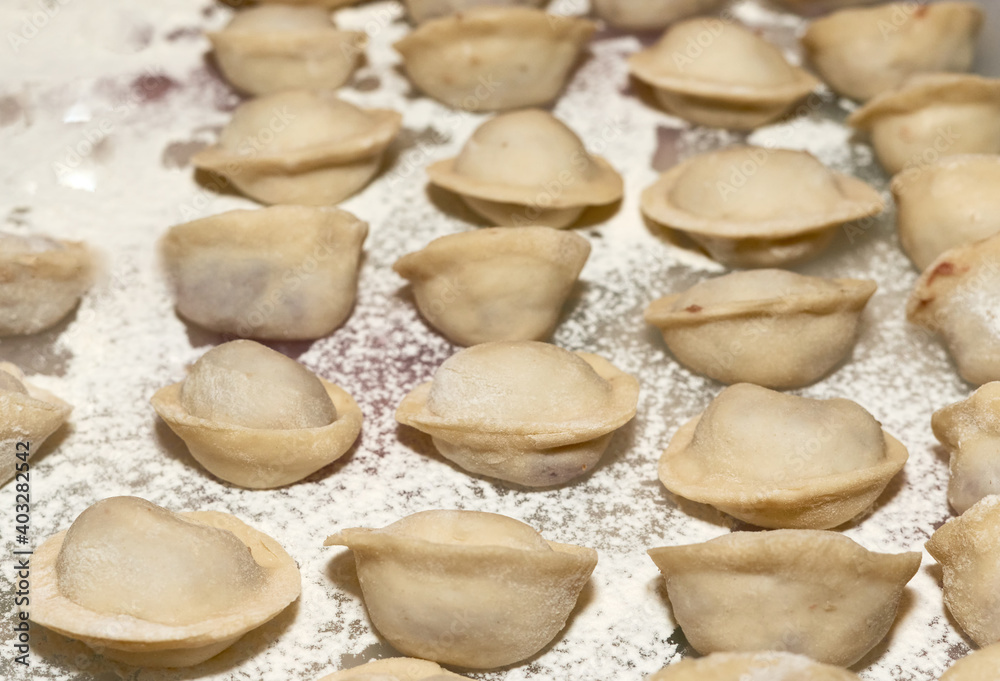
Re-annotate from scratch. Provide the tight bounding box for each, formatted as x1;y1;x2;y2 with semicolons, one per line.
934;383;1000;514
940;643;1000;680
0;362;71;485
404;0;545;24
317;658;474;681
647;651;863;681
593;0;727;32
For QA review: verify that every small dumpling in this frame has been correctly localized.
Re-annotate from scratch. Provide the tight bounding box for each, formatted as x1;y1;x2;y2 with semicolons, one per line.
318;658;474;681
659;383;907;529
396;341;639;486
427;110;624;229
151;340;362;488
393;227;591;346
934;383;1000;514
593;0;727;32
325;509;597;669
404;0;545;24
647;651;862;681
0;363;71;485
645;269;876;388
191;90;402;206
208;5;366;95
641;146;884;267
0;231;93;336
892;155;1000;271
31;496;300;667
395;8;595;112
162;205;368;340
648;530;921;666
906;231;1000;385
802;2;983;102
927;495;1000;647
628;19;820;130
940;644;1000;680
848;74;1000;175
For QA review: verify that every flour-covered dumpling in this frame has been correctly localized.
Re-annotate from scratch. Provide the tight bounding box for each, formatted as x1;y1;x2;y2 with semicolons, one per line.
395;8;595;112
934;383;1000;514
0;363;71;485
628;19;820;130
30;496;300;667
927;495;1000;647
892;155;1000;271
907;232;1000;385
941;644;1000;680
151;340;362;488
404;0;545;24
641;147;884;267
319;658;473;681
191;90;402;206
325;510;597;669
647;651;862;681
659;383;907;529
162;205;367;340
394;227;590;346
645;270;876;388
648;530;921;666
593;0;727;32
0;231;93;336
396;341;639;486
848;74;1000;175
427;110;624;229
209;5;366;95
802;3;983;102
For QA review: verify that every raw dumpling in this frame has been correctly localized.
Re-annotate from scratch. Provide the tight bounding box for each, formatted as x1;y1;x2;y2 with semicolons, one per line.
318;658;473;681
848;74;1000;175
259;0;363;7
659;383;907;529
906;232;1000;385
427;110;624;229
802;2;983;102
151;340;362;488
209;5;366;95
162;205;368;340
395;8;595;112
404;0;545;24
325;509;597;669
0;363;71;485
940;644;1000;680
645;269;876;388
393;227;591;345
30;496;300;667
647;651;862;681
628;19;820;130
926;495;1000;647
0;231;93;336
593;0;727;32
648;530;921;666
191;90;402;206
892;154;1000;271
396;341;639;486
641;146;884;267
934;383;1000;514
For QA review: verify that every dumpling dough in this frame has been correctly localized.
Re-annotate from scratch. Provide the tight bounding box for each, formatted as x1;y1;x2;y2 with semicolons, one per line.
593;0;727;32
0;363;71;485
641;146;884;267
30;496;301;667
396;341;639;486
395;8;595;112
940;644;1000;680
647;651;862;681
318;658;474;681
162;205;368;340
427;110;624;229
927;495;1000;647
628;19;820;130
325;510;598;669
151;340;362;488
645;269;876;388
659;383;908;529
934;383;1000;514
404;0;545;24
393;227;591;346
0;231;93;336
648;530;921;666
802;2;983;102
191;90;402;206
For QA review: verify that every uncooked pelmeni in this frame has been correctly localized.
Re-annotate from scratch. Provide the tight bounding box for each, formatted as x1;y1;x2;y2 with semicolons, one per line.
933;383;1000;514
647;651;862;681
403;0;545;24
427;109;624;229
393;227;591;346
325;510;597;669
648;530;921;666
396;341;639;486
940;644;1000;680
161;205;368;340
30;496;300;667
0;362;71;486
628;19;820;130
593;0;727;32
641;146;884;267
317;658;473;681
645;269;876;388
151;340;362;489
191;90;402;206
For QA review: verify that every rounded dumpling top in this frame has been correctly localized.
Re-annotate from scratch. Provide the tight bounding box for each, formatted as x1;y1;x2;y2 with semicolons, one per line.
225;5;330;31
648;651;863;681
180;339;336;430
669;269;843;309
0;231;65;254
379;510;553;552
0;365;27;394
55;497;267;627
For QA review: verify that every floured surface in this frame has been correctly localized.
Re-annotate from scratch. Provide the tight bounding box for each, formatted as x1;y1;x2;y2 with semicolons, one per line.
0;0;994;679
